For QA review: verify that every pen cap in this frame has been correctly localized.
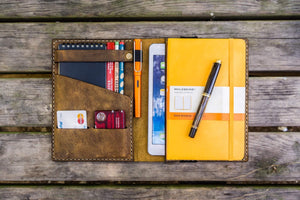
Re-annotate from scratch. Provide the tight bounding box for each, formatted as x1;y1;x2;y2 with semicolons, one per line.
134;39;142;73
204;60;221;94
115;41;119;50
119;41;125;50
134;39;141;50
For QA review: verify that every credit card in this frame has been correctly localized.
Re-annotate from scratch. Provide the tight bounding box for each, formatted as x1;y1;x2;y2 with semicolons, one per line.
57;110;87;129
95;110;125;129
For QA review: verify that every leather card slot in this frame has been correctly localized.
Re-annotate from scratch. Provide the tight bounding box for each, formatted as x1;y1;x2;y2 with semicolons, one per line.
53;75;133;161
53;128;132;161
54;62;134;99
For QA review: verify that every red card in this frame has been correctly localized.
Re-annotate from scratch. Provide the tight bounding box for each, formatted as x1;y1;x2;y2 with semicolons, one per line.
95;110;125;129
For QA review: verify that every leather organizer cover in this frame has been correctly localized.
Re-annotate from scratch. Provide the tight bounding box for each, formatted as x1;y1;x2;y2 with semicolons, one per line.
52;38;248;162
52;39;134;161
52;39;165;161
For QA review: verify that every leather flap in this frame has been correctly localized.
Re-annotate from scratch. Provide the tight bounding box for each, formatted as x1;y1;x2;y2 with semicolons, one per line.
55;50;133;62
52;75;133;161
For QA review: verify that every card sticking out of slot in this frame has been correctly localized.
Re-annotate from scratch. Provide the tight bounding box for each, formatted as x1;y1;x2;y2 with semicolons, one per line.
95;110;125;129
58;43;106;88
57;110;87;129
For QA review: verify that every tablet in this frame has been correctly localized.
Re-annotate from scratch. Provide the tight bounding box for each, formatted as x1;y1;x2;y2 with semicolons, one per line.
148;44;166;155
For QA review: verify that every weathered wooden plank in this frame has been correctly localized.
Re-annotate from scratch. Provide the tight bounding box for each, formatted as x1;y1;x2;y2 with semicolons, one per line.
0;132;299;182
0;21;299;72
1;77;300;127
0;78;52;127
0;186;299;200
249;77;300;126
0;0;299;18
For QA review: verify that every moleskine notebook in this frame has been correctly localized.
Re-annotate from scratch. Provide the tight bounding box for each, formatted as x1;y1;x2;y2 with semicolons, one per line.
166;38;248;161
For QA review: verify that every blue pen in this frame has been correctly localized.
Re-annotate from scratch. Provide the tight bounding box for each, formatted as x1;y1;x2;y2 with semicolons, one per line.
119;41;125;94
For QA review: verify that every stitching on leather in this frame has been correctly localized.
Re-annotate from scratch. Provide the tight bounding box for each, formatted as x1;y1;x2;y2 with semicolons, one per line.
52;40;57;161
243;39;249;162
129;99;133;161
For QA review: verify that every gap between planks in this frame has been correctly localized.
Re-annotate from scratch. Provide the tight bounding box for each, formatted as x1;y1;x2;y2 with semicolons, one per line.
0;181;299;186
1;127;300;133
2;71;300;79
0;16;300;23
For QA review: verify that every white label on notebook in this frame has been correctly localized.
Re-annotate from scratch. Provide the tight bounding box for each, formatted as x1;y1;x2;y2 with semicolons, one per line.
57;110;87;129
234;87;246;113
169;86;230;113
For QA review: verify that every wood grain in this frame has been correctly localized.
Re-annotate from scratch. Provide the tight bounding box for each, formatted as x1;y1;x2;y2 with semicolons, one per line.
1;77;300;127
0;21;299;72
0;186;299;200
0;78;52;127
0;0;299;18
249;77;300;126
0;132;299;182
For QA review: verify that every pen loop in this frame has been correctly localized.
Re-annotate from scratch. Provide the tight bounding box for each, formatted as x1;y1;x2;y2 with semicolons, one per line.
134;41;142;73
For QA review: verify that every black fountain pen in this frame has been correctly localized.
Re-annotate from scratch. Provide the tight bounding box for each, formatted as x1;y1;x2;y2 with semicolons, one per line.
189;60;222;138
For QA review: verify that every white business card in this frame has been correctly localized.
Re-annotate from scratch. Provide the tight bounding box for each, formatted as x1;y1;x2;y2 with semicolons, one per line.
57;110;87;129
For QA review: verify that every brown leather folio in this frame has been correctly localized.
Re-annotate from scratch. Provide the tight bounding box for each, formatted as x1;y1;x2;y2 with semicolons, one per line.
52;39;165;161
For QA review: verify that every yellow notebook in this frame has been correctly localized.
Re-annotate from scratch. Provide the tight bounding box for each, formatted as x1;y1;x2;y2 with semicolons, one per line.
166;38;248;161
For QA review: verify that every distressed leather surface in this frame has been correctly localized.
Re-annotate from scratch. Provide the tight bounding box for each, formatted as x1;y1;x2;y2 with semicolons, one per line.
53;75;133;161
55;50;133;62
52;39;134;161
52;39;167;162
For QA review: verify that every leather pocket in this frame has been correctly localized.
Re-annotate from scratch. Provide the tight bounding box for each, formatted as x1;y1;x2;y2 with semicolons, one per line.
52;75;133;161
53;128;132;161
